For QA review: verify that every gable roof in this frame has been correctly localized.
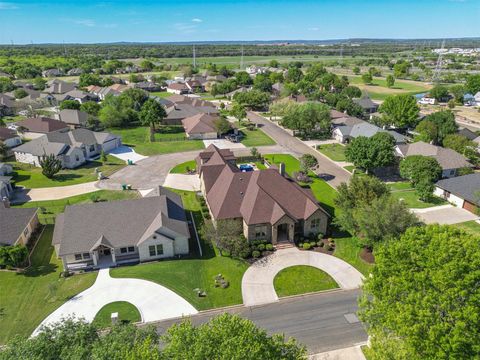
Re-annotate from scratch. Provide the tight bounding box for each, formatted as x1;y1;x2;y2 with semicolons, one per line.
396;141;472;170
59;109;88;126
0;127;19;141
354;96;379;110
436;173;480;205
45;80;76;94
458;128;478;141
0;94;15;108
0;204;38;246
16;117;69;133
335;122;406;143
182;113;217;135
53;188;189;256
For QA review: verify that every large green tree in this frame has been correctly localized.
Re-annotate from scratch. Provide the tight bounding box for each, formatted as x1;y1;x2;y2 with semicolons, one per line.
378;94;419;128
345;132;396;173
233;90;270;110
429;85;449;102
359;225;480;360
139;98;167;142
162;313;306;360
0;77;14;93
280;102;331;138
465;74;480;94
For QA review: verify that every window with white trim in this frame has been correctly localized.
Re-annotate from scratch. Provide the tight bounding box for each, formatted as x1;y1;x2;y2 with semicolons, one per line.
120;246;136;254
149;244;164;257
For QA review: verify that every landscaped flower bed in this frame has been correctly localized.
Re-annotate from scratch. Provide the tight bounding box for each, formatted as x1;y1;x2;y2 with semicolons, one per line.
297;234;336;255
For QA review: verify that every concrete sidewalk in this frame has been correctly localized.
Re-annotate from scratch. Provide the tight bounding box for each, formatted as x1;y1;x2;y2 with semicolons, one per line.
33;268;198;336
241;247;364;306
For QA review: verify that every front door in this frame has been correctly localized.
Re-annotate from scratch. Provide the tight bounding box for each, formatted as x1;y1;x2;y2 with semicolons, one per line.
277;223;289;241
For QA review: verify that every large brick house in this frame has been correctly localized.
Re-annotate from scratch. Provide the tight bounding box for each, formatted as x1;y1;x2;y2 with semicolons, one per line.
196;145;329;243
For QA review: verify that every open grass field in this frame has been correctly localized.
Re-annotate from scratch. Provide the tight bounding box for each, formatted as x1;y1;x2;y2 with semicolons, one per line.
273;265;338;297
108;126;205;156
239;127;276;147
93;301;141;328
388;182;446;209
347;75;431;101
0;226;97;344
110;190;249;310
13;190;140;224
317;143;347;162
7;155;124;189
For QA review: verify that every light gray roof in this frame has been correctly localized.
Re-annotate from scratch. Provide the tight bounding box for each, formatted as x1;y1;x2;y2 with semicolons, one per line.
436;173;480;205
354;96;379;110
396;141;472;170
45;80;76;94
0;204;38;246
53;188;189;256
13;129;118;156
59;109;88;126
336;122;406;144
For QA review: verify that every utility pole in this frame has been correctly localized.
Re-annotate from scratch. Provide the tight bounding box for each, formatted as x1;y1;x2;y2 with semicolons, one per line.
193;44;196;68
240;45;244;70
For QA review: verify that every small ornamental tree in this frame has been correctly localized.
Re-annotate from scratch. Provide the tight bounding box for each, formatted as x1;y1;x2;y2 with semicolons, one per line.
385;74;395;88
214;117;232;135
139;98;166;142
361;73;373;84
299;154;318;173
59;100;81;110
231;102;247;122
39;153;62;179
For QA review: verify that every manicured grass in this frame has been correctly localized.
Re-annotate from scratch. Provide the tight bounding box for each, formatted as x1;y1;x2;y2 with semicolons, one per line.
333;235;374;277
236;124;275;147
150;91;171;98
109;126;205;156
110;190;249;310
170;160;196;174
309;177;337;216
264;154;301;175
13;190;140;224
93;301;141;328
343;165;355;173
347;75;431;100
7;155;124;189
273;265;338;297
388;182;447;209
454;220;480;235
317;143;347;162
0;226;97;344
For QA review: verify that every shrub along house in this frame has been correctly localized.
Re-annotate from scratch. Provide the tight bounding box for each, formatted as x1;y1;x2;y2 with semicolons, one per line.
52;187;190;271
196;145;329;244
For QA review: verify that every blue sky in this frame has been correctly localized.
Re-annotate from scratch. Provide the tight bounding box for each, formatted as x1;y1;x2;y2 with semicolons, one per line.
0;0;478;44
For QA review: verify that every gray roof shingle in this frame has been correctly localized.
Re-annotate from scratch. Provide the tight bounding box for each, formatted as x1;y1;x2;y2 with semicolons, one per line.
436;173;480;205
0;204;38;246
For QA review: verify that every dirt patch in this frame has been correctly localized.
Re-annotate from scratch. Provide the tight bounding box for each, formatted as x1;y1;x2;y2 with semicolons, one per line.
360;247;375;264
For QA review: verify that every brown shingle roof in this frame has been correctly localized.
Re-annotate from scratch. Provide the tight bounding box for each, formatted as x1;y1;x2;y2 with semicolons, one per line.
0;127;18;141
16;117;69;134
182;113;217;135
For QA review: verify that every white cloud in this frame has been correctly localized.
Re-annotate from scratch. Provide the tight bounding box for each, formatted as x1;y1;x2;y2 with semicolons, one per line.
192;18;203;23
0;2;18;10
309;27;320;31
73;19;96;27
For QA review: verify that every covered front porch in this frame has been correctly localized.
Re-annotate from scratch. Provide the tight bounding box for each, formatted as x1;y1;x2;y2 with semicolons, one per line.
271;216;295;244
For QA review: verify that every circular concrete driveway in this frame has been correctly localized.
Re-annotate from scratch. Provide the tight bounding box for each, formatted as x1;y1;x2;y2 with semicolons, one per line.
33;269;198;336
241;247;364;306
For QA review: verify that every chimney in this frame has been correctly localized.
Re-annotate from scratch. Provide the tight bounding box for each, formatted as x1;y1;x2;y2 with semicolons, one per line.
278;162;286;177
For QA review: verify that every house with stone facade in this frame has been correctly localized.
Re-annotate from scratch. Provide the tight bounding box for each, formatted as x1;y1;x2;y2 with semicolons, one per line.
52;187;190;271
196;145;329;244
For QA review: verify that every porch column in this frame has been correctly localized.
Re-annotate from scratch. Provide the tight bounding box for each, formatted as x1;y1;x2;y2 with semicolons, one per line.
289;224;295;242
61;256;68;272
111;250;116;265
271;225;278;245
92;251;98;266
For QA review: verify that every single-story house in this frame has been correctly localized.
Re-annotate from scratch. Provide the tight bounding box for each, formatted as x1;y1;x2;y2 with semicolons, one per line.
165;103;219;126
353;96;379;115
434;173;480;213
165;94;215;108
0;94;15;116
185;80;205;93
62;90;98;104
52;187;190;271
167;83;190;95
16;117;70;139
67;68;84;76
333;121;406;144
58;109;88;128
134;81;162;92
182;113;218;140
42;69;63;78
196;145;329;244
396;141;472;178
45;80;76;94
13;128;121;168
0;127;22;148
0;202;39;247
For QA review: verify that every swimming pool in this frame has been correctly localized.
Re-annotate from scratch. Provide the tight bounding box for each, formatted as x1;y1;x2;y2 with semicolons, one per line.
239;164;254;172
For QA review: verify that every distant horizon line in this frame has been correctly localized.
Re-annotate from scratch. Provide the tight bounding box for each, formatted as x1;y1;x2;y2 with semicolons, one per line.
1;37;480;46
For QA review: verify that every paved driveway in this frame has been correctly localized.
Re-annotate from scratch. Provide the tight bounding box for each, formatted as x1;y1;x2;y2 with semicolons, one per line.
163;174;201;191
247;112;351;188
11;182;99;203
33;268;198;336
108;145;148;163
241;247;364;306
413;204;479;224
203;139;246;149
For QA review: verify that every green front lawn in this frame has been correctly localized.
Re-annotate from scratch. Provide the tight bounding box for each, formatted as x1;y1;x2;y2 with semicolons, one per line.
110;190;249;310
93;301;141;328
237;125;276;147
109;126;205;156
317;143;347;162
332;234;374;277
0;226;97;344
388;182;447;209
150;91;171;98
273;265;338;297
8;155;125;189
170;160;197;174
454;221;480;235
263;154;301;175
13;190;140;224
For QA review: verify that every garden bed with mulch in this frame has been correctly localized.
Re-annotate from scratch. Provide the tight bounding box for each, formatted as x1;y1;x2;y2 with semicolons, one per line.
359;247;375;264
298;238;336;255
